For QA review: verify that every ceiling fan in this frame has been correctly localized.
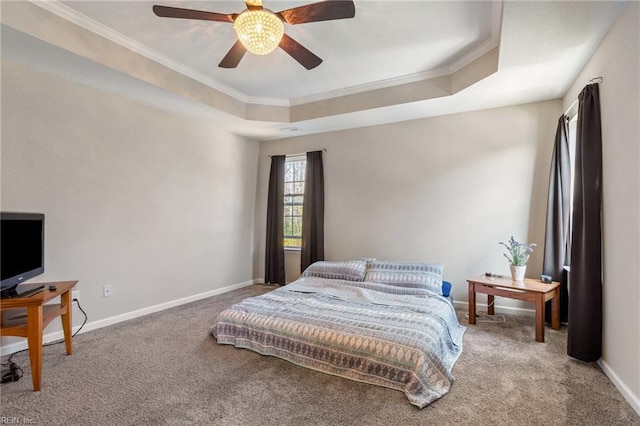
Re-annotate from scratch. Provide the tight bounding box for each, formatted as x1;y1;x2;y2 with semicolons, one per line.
152;0;356;70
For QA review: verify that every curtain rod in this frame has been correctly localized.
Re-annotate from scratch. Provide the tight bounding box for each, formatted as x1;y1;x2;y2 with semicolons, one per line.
564;77;603;117
564;99;579;118
269;148;326;158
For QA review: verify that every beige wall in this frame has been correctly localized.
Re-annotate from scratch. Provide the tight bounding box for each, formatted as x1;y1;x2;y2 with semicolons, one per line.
255;100;561;310
1;59;259;346
562;1;640;413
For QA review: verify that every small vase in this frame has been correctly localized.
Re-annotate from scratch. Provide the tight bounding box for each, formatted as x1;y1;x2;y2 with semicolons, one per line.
510;265;526;281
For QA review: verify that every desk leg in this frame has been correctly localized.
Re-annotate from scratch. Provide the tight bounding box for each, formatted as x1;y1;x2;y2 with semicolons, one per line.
468;283;476;325
26;305;44;391
61;290;73;355
551;289;560;331
535;294;545;343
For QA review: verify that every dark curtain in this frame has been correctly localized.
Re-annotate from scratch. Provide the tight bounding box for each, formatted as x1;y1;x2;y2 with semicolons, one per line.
265;155;286;285
543;115;571;324
300;150;325;272
567;83;603;362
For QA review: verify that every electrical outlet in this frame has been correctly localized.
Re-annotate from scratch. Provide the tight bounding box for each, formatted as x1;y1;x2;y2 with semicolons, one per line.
72;290;80;302
103;284;113;297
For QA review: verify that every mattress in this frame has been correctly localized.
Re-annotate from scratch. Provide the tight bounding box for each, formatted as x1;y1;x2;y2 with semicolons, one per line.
211;276;465;408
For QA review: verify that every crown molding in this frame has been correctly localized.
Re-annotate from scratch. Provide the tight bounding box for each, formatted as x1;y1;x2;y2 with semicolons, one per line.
288;39;498;107
288;2;503;107
29;0;258;103
29;0;503;110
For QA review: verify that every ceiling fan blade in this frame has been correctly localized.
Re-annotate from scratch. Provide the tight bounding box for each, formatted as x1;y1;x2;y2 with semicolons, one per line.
152;5;233;23
277;1;355;25
279;34;322;70
244;0;263;11
219;40;248;68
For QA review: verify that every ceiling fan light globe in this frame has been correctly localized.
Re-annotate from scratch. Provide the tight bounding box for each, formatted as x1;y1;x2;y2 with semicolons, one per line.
234;10;284;55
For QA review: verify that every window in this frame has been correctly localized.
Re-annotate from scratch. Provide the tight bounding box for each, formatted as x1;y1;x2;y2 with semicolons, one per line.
566;114;578;265
284;156;306;249
568;115;577;219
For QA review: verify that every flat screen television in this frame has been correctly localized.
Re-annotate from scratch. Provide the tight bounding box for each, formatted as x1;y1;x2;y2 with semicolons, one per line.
1;212;45;297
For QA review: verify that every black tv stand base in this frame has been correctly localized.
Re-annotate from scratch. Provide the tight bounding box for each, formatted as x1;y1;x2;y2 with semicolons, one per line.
0;284;45;299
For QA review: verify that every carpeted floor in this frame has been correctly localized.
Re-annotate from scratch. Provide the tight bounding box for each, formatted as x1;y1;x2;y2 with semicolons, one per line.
1;284;638;425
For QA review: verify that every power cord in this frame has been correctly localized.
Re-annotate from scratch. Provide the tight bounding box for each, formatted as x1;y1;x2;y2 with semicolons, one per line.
1;361;23;384
463;297;505;323
1;297;87;385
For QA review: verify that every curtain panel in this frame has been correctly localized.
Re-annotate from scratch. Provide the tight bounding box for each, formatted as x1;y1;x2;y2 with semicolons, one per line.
301;150;325;272
265;155;286;285
567;83;603;362
543;115;571;324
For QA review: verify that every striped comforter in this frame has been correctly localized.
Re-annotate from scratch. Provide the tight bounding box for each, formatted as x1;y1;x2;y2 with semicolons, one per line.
211;276;466;408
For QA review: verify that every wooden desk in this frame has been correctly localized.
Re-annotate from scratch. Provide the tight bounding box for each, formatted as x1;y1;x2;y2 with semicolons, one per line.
0;281;78;391
466;276;560;342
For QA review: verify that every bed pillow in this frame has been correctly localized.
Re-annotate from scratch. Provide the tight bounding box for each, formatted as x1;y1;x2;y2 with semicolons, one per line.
301;260;368;282
364;261;443;293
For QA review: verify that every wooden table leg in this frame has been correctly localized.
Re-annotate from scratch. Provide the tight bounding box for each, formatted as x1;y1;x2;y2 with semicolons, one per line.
535;294;545;342
551;288;560;331
26;305;44;391
61;290;73;355
468;282;476;324
487;294;495;315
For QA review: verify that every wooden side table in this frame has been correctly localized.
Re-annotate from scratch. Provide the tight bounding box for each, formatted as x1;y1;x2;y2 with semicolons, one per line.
466;276;560;342
0;281;78;391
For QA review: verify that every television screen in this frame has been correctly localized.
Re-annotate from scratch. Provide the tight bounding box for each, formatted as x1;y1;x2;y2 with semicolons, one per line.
1;212;44;291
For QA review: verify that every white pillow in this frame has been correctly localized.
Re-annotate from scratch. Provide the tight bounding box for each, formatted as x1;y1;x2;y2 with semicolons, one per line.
364;261;443;293
301;260;367;281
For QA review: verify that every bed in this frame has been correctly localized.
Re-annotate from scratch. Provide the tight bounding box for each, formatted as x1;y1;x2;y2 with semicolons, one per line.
210;260;466;408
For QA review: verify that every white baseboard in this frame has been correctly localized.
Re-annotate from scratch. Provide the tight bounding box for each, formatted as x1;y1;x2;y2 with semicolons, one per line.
456;299;639;416
5;282;638;417
598;359;640;417
0;279;260;357
453;300;535;316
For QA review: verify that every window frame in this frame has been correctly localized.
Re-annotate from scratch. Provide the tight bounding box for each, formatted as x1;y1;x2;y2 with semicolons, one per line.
283;155;306;250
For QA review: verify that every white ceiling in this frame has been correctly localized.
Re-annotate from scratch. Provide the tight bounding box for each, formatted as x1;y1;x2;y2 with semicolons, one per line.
0;1;628;140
